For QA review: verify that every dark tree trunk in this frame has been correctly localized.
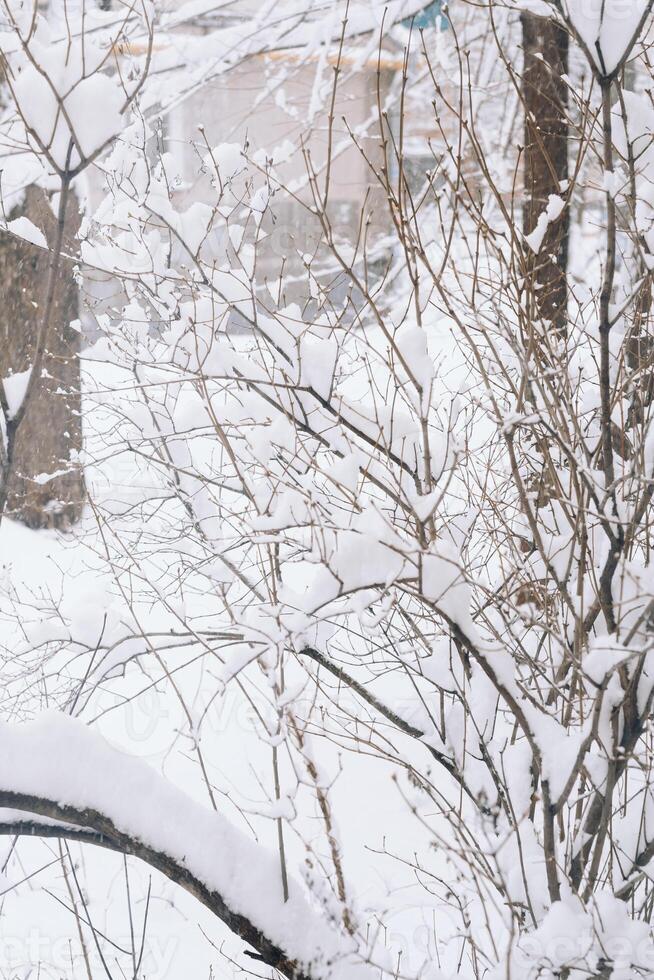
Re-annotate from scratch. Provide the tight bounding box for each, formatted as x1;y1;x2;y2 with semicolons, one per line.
0;185;85;529
521;12;569;335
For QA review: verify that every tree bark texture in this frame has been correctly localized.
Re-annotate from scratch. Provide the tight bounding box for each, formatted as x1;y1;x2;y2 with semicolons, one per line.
0;185;85;529
521;12;569;334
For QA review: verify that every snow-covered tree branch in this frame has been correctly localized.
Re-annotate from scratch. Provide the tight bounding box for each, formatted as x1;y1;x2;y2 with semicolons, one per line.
4;0;654;978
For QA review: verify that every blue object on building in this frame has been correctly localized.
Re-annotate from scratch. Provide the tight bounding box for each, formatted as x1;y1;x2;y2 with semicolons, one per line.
404;1;448;29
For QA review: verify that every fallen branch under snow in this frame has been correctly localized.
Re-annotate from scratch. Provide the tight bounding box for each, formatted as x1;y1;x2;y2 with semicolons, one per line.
0;712;372;980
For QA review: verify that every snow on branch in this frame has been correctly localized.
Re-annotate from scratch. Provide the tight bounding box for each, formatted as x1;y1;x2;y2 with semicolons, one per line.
0;712;373;980
142;0;435;111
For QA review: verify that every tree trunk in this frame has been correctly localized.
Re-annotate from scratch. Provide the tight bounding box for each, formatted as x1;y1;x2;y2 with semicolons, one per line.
521;12;569;334
0;185;85;529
